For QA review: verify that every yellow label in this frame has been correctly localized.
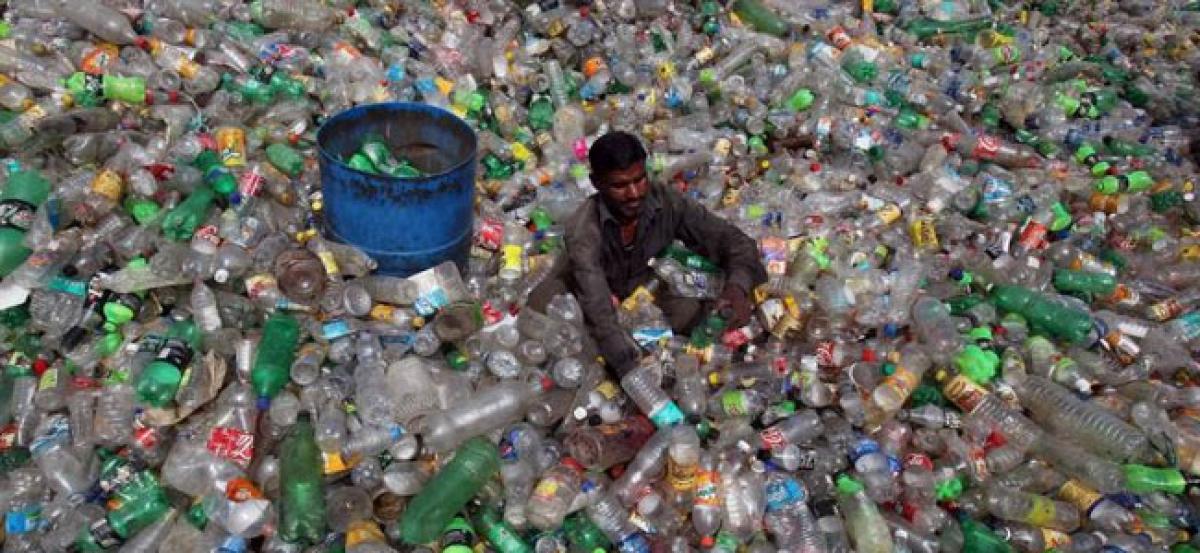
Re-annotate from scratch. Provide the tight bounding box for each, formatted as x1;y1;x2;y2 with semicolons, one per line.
533;479;559;499
1024;495;1058;527
595;380;619;400
91;169;124;201
501;244;523;272
344;521;385;547
880;367;919;404
876;204;902;225
1057;479;1101;512
37;368;58;392
910;218;939;249
177;58;199;79
942;374;987;413
369;304;396;322
1042;528;1071;549
322;451;359;474
215;127;247;167
316;250;340;277
667;457;697;491
434;77;454;96
510;142;533;162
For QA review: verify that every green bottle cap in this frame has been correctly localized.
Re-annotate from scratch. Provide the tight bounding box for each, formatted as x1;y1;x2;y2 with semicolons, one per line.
699;68;716;85
785;88;814;112
968;326;993;342
103;302;136;325
955;344;998;383
880;362;896;376
1128;170;1153;191
836;474;864;495
1095;175;1120;195
1056;93;1081;117
0;22;10;39
1049;202;1073;232
1090;161;1111;177
935;475;965;501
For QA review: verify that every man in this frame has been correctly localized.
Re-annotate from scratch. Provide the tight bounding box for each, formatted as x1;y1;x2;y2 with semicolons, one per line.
528;131;767;377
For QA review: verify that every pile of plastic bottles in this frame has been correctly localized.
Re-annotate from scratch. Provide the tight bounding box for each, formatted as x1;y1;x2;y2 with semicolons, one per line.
0;0;1199;551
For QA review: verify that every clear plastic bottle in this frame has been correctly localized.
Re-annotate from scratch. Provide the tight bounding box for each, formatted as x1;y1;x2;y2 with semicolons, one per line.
620;361;684;428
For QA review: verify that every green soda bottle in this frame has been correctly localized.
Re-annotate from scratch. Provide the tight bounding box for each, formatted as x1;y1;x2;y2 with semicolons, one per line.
661;243;719;273
1095;170;1153;195
440;516;477;552
266;143;305;177
1053;269;1117;296
161;184;216;241
563;512;610;553
730;0;790;36
989;285;1097;345
903;17;992;40
960;517;1015;553
251;312;300;407
192;150;238;196
1123;464;1195;495
401;436;500;544
280;413;326;544
528;96;555;131
473;506;533;553
134;319;202;407
0;164;50;276
107;471;171;539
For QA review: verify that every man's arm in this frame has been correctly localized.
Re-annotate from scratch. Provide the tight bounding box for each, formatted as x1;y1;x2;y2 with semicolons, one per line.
564;211;644;377
670;189;768;297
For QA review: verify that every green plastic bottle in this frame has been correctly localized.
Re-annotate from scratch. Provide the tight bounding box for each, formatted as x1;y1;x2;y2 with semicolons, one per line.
280;413;326;544
1123;464;1193;495
563;512;610;553
989;285;1097;345
0;165;50;276
266;143;305;177
474;507;533;553
1053;269;1117;296
161;184;216;241
960;518;1015;553
903;17;993;40
730;0;789;37
1095;170;1153;195
440;516;477;552
401;436;500;544
251;312;300;407
528;96;555;131
661;243;720;273
134;319;202;407
107;471;171;539
192;150;238;197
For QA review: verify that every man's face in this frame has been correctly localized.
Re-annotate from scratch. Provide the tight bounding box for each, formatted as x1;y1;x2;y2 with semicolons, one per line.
596;163;649;223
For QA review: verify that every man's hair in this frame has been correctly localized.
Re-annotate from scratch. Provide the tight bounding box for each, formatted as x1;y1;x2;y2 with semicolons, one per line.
588;131;647;183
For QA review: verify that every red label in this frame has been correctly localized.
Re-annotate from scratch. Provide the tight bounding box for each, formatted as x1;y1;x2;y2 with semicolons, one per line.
476;218;504;251
815;341;835;367
239;170;265;198
194;224;222;247
207;426;255;467
759;426;786;450
0;423;17;450
904;453;933;471
133;426;158;449
481;301;505;326
972;135;1001;160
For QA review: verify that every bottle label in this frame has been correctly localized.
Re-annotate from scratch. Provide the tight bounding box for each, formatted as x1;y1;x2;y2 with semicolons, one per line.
1057;479;1101;513
909;218;939;250
1042;528;1071;549
91;169;123;201
207;426;255;468
1024;494;1058;527
972;134;1002;159
849;438;881;462
1148;298;1183;321
0;198;36;232
156;338;194;369
37;367;57;391
649;401;684;427
667;457;697;491
694;469;720;507
532;478;560;500
879;367;919;405
815;341;837;367
476;218;504;251
942;375;986;413
501;244;523;273
721;390;749;416
760;425;786;450
764;478;806;512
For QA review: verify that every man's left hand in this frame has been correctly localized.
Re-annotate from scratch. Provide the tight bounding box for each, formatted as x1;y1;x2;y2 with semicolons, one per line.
716;284;753;329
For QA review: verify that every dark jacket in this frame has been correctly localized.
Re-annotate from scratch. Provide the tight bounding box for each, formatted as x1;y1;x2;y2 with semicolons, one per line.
562;182;767;375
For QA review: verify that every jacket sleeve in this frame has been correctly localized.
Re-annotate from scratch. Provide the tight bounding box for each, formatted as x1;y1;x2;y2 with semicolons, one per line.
670;188;768;295
564;206;644;376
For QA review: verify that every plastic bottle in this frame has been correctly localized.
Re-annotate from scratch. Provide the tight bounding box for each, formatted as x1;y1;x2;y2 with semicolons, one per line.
400;436;499;544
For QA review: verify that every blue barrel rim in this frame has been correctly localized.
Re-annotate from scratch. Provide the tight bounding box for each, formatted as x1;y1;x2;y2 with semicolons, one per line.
315;101;479;181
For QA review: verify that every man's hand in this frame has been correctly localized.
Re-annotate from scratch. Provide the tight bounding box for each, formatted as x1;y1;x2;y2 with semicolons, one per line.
716;284;753;329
